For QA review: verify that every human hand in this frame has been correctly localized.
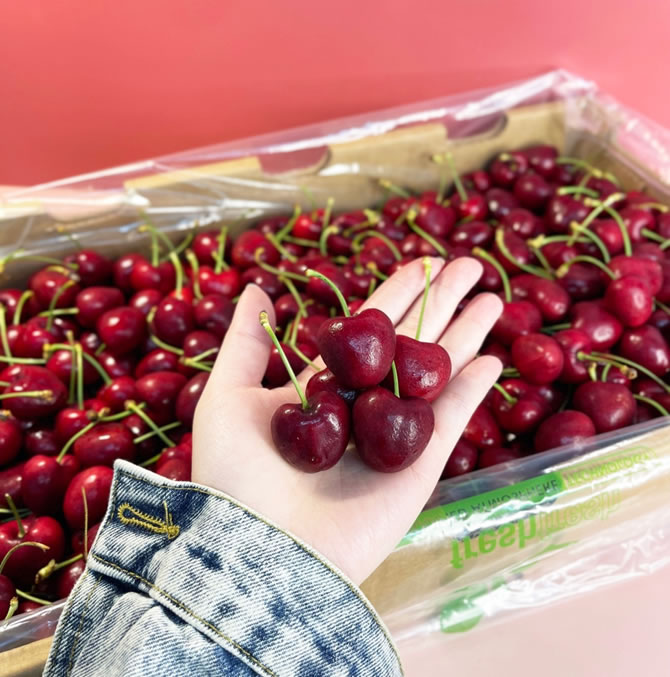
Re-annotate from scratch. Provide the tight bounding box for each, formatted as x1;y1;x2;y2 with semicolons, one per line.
192;257;503;584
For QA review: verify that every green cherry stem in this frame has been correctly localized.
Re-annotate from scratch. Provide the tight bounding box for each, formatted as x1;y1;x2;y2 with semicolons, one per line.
214;226;230;273
492;382;518;405
390;361;400;398
494;228;553;279
406;209;448;257
57;420;98;462
597;203;632;256
35;552;84;584
305;269;350;316
633;394;670;417
379;179;411;199
556;185;599;198
12;290;34;326
281;236;321;249
0;306;12;362
569;221;611;263
3;494;25;538
637;202;669;212
275;205;302;242
473;247;512;303
168;252;185;296
579;351;669;393
0;390;53;401
259;311;308;410
184;250;202;300
655;299;670;315
435;152;467;202
265;232;297;263
600;362;612;382
139;221;175;256
81;349;111;385
342;210;381;237
501;367;521;378
149;334;184;356
540;322;571;334
555;256;616;280
322;197;335;230
125;401;176;447
319;226;341;257
415;257;432;341
279;276;308;319
75;344;84;410
0;542;50;576
45;280;76;332
4;596;18;621
170;231;194;261
15;589;52;606
367;276;377;298
351;230;402;261
366;263;388;281
254;251;309;283
133;421;182;444
179;359;213;372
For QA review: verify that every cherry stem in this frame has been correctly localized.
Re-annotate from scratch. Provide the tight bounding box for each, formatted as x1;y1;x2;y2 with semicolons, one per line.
366;263;388;281
379;179;411;199
292;343;318;370
73;344;83;410
597;203;632;256
149;334;184;356
254;252;309;283
180;359;213;372
279;276;307;318
600;363;612;382
569;222;611;263
556;156;605;178
0;390;52;400
15;589;52;605
282;236;320;248
94;342;106;356
500;367;520;378
58;419;98;462
81;349;111;385
0;542;50;576
367;276;377;298
0;306;12;362
36;552;85;584
100;408;135;423
319;226;341;257
473;247;511;302
276;205;302;242
139;222;175;257
557;185;599;198
170;231;194;261
640;228;670;250
351;230;402;261
415;257;432;340
556;255;615;280
587;361;599;382
37;308;79;318
438;152;467;202
540;322;571;334
580;351;670;393
259;311;308;409
4;597;18;621
306;269;350;316
637;202;669;213
492;382;518;405
406;209;447;257
655;299;670;315
214;226;229;273
45;280;76;332
125;401;176;447
13;290;34;326
342;210;381;237
3;494;24;539
187;347;219;364
0;251;76;275
81;486;89;558
265;232;297;263
494;228;553;279
167;252;184;295
185;251;202;299
634;394;670;417
390;361;400;398
322;197;335;230
134;420;181;444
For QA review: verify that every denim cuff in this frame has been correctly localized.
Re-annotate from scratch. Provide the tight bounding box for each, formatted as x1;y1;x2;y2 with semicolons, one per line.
70;460;401;676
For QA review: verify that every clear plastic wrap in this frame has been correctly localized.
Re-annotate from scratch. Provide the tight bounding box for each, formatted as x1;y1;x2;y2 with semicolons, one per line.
2;70;670;673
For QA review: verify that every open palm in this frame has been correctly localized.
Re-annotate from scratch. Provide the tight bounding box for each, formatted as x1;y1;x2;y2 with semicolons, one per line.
192;257;502;584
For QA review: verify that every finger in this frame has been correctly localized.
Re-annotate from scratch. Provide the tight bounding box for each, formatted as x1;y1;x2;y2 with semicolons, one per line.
431;355;503;453
395;257;483;342
439;293;503;376
210;284;276;388
359;256;446;323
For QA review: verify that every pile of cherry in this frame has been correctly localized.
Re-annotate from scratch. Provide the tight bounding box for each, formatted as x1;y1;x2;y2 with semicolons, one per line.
2;143;670;622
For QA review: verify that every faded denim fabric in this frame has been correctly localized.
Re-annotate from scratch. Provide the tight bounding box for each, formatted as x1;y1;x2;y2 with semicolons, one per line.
43;460;403;676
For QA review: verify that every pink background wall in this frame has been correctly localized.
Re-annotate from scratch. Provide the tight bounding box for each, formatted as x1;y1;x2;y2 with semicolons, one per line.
1;0;668;186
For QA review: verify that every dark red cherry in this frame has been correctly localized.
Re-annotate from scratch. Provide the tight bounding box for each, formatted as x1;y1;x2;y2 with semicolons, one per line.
21;454;80;515
604;276;653;327
545;194;590;234
305;263;353;307
0;412;22;465
97;306;146;356
98;351;136;379
511;333;564;385
305;369;358;407
75;287;125;329
441;438;478;479
619;325;670;376
241;267;284;300
97;376;138;413
573;381;635;433
510;275;570;322
24;428;60;457
522;145;558;179
56;558;86;599
152;297;194;347
490;301;542;346
501;208;543;238
491;379;548;434
490;151;528;187
534;410;596;452
113;253;144;293
198;266;241;298
193;294;234;339
449;221;493;249
129;258;175;294
486;187;519;218
135;371;188;416
55;407;92;443
463;405;503;449
65;249;113;286
129;288;162;317
570;301;622;351
73;422;136;467
1;366;67;420
175;372;209;427
63;466;114;529
513;172;551;209
231;230;279;270
29;268;80;309
554;329;593;384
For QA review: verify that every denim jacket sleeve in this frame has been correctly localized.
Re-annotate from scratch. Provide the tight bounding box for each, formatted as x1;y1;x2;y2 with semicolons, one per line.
43;460;403;677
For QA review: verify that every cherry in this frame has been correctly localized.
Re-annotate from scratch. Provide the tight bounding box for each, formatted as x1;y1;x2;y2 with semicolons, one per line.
513;172;551;209
1;366;67;420
181;330;220;367
135;371;188;419
241;266;284;300
129;258;175;294
478;447;521;469
73;422;136;467
97;306;146;356
113;253;144;293
545;194;590;234
540;241;578;268
46;348;98;386
414;200;456;238
135;349;179;378
441;438;478;479
55;558;87;599
317;308;395;389
609;255;662;295
156;458;191;481
25;428;60;457
620;207;655;242
463;404;503;449
192;230;225;265
486;187;520;218
65;248;113;286
449;221;493;249
98;351;136;379
632;242;664;263
491;301;542;346
510;275;570;322
490;151;528;187
0;412;22;465
463;169;492;192
604;275;653;327
557;262;607;300
79;331;103;354
554;329;593;384
511;333;564;385
573;381;635;433
21;454;80;515
589;219;624;256
305;368;358;407
231;230;279;270
534;410;596;452
156;443;192;472
74;286;124;328
294;314;327;351
128;288;162;317
14;323;59;359
491;380;548;434
305;263;353;307
54;407;92;443
0;572;16;619
570;301;622;351
122;414;159;461
198;266;241;298
193;294;234;339
482;342;511;367
0;289;22;316
265;342;317;388
453;190;488;220
0;516;65;586
494;229;533;274
522;145;558;179
176;372;209;426
649;309;670;342
63;466;114;529
0;463;24;509
353;386;434;472
342;266;374;299
502;208;543;238
618;325;670;376
29;268;80;309
152;297;194;347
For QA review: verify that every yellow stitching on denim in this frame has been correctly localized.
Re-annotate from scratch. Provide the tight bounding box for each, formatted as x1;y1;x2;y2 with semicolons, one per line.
118;501;180;540
115;469;403;673
90;553;276;677
66;572;100;677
